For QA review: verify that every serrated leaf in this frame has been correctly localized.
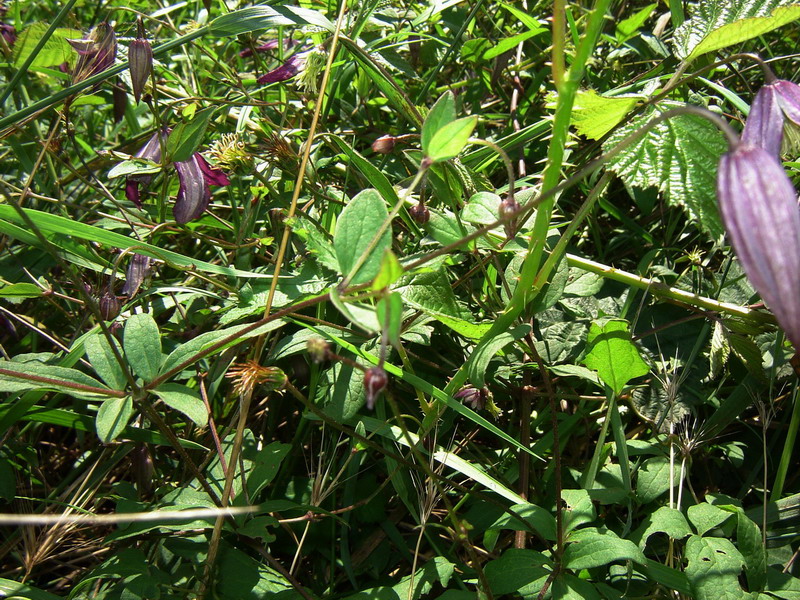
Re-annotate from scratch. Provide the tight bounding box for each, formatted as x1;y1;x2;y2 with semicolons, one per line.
564;528;646;569
571;90;640;140
84;334;127;391
285;214;339;273
167;108;215;163
427;116;477;162
12;23;81;69
96;396;134;443
152;383;207;426
640;506;693;549
674;1;800;61
636;456;674;503
394;268;467;320
462;192;501;225
422;92;457;155
685;535;746;600
582;319;649;395
123;313;162;381
604;103;726;238
709;320;731;380
334;189;392;285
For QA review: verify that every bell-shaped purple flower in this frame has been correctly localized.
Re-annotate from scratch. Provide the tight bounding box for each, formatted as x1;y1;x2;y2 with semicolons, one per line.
742;79;800;156
239;39;280;58
123;130;229;223
717;142;800;349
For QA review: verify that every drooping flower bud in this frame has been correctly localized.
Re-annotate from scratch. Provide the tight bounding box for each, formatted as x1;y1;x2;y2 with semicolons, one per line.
372;135;396;154
717;142;800;349
499;196;521;238
129;22;153;104
742;79;800;156
363;366;388;410
98;291;120;321
454;385;489;411
122;254;153;297
409;202;430;224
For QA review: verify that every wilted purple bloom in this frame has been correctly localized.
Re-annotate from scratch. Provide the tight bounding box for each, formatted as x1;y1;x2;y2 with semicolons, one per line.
363;366;388;410
122;254;153;297
257;53;304;85
717;142;800;349
0;22;15;48
454;385;488;411
123;130;230;224
239;39;280;58
68;22;116;85
742;79;800;156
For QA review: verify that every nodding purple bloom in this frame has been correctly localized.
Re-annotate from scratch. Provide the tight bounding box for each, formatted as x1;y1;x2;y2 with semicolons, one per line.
363;366;388;410
717;142;800;349
122;254;153;297
454;385;488;411
742;79;800;156
256;53;304;85
68;22;116;85
124;130;230;224
0;23;15;48
239;39;280;58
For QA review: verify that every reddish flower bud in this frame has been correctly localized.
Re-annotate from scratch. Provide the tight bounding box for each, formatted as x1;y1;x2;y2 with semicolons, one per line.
409;202;430;224
372;135;396;154
99;291;120;321
363;366;388;410
717;143;800;349
129;37;153;104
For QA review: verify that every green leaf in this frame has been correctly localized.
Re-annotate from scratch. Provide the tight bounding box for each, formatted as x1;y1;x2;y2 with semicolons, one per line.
394;268;467;320
636;456;673;504
563;489;596;533
0;282;44;298
461;192;501;225
640;506;693;549
582;319;649;395
377;292;403;349
96;396;134;443
604;103;726;238
123;313;162;382
564;527;646;569
616;4;657;42
483;30;546;60
208;5;334;35
84;334;127;391
372;250;404;291
421;92;457;155
0;359;113;400
107;158;161;180
721;505;768;591
12;23;81;68
571;89;639;140
487;503;557;541
484;549;551;596
552;574;602;600
426;116;477;162
687;502;733;536
152;383;207;426
685;535;746;600
334;189;392;284
424;208;472;248
467;324;531;387
247;442;292;497
316;360;368;421
0;577;65;600
167;107;215;163
674;1;800;61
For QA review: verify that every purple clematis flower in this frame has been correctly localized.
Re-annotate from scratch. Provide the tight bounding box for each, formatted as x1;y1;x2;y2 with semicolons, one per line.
717;141;800;349
0;22;15;48
257;53;304;85
68;22;116;86
125;130;230;224
742;79;800;156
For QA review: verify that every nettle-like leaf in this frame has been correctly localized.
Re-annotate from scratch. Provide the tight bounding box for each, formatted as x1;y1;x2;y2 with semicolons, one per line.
571;90;640;140
12;23;82;69
685;535;747;600
604;102;726;239
674;0;800;62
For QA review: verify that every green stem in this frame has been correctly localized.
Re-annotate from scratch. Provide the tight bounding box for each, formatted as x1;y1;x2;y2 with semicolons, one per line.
770;383;800;501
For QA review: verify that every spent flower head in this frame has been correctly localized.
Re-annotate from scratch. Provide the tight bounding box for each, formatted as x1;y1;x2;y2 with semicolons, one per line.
226;360;287;396
206;133;252;171
69;22;116;86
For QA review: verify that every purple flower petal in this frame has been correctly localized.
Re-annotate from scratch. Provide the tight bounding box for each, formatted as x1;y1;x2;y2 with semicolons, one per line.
196;153;230;187
239;39;280;58
124;130;168;207
717;144;800;348
256;54;303;85
742;84;783;156
773;79;800;126
173;155;213;224
126;179;142;206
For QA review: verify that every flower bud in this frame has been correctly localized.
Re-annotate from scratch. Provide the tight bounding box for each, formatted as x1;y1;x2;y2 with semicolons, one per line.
363;366;388;410
372;135;396;154
499;196;520;238
98;291;120;321
122;254;153;298
409;202;430;224
454;385;489;411
129;37;153;104
306;337;330;363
